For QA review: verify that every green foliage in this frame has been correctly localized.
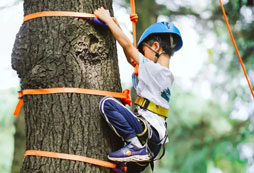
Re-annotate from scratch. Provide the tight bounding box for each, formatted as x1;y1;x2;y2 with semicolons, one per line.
0;88;18;173
154;85;250;172
209;0;254;102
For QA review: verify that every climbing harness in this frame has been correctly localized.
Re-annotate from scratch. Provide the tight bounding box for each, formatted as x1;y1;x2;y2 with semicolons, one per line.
135;96;169;118
134;111;168;172
219;0;254;99
25;150;127;172
132;73;138;89
136;116;153;146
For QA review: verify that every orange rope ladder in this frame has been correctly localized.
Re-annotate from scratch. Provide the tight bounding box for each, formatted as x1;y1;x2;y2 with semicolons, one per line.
219;0;254;99
15;1;254;172
14;1;141;172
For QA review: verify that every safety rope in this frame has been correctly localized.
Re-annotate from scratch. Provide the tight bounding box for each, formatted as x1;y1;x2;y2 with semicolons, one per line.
129;0;138;48
14;88;131;117
129;0;139;76
25;150;127;172
219;0;254;99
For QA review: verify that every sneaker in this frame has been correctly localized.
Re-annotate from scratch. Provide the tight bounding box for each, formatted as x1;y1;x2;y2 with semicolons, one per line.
108;143;150;162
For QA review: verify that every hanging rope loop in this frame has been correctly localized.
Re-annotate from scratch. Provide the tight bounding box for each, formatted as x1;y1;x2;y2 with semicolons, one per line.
130;13;138;23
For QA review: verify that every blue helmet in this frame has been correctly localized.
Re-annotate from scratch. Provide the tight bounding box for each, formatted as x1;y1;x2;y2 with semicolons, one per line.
137;21;183;52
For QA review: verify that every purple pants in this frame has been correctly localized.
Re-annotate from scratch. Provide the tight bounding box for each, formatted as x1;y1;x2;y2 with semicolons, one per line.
99;96;161;154
99;96;163;172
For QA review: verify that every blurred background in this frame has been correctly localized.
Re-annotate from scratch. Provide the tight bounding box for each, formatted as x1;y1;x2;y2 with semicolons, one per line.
0;0;253;172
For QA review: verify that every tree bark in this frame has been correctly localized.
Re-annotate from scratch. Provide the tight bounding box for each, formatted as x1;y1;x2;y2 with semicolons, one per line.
11;0;123;172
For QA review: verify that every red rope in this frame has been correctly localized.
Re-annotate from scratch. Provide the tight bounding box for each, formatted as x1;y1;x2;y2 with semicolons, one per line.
219;0;254;99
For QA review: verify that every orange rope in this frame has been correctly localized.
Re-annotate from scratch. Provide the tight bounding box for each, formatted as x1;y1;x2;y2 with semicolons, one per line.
25;150;127;171
129;0;137;48
24;11;96;21
219;0;254;99
129;0;139;75
14;88;131;117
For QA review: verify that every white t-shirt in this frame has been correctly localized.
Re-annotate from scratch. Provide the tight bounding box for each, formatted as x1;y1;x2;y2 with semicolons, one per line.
136;53;174;143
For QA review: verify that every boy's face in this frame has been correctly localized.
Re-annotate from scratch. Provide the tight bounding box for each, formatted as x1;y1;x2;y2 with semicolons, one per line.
142;43;157;62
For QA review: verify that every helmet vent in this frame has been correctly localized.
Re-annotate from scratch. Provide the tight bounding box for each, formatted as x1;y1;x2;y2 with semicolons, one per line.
166;23;171;29
170;35;176;48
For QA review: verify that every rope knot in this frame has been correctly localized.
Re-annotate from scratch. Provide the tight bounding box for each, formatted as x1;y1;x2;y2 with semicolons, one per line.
121;89;132;106
130;13;138;23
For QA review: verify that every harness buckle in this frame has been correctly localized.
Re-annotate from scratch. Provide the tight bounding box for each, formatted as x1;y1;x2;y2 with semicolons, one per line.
142;98;150;110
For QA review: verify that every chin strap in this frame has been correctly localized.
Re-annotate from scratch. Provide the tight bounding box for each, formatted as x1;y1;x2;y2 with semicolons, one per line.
142;43;165;63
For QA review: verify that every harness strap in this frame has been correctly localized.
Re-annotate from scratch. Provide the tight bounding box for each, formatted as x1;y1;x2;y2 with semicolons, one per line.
135;115;167;159
151;122;168;161
135;97;169;118
25;150;127;172
142;43;166;63
134;109;168;168
14;88;131;117
136;116;152;145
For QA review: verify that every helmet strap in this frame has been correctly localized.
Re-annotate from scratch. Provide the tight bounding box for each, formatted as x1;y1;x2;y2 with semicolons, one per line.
154;52;159;63
143;43;165;63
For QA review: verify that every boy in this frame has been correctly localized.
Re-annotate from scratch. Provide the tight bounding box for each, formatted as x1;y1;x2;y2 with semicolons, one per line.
94;7;183;170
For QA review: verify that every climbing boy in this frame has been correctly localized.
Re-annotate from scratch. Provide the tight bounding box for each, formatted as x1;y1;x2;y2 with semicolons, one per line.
94;7;183;171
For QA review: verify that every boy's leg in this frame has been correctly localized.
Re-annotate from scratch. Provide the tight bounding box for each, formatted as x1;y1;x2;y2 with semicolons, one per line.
99;96;144;141
148;126;162;158
99;96;150;162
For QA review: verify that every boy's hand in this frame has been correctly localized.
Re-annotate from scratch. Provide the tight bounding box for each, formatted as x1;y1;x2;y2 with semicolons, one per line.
94;7;139;65
94;7;112;24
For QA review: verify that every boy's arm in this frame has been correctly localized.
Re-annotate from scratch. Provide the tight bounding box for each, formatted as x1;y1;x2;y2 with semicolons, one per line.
94;7;139;65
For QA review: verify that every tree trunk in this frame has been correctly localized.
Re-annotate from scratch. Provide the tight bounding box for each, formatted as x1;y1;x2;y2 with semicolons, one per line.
136;0;158;39
11;0;123;172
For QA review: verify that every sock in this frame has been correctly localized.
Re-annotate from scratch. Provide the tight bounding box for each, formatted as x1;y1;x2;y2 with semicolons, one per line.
127;136;143;148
